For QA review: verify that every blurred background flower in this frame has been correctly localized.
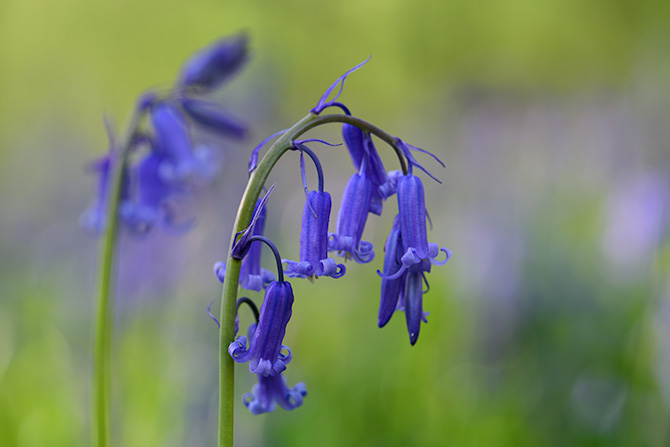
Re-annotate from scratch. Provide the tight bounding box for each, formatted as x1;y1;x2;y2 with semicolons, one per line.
1;0;669;446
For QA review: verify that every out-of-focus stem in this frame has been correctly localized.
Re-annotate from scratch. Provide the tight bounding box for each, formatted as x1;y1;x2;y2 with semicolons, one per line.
93;107;143;447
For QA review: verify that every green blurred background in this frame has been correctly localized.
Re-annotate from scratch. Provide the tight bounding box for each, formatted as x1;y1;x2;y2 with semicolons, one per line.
2;0;670;445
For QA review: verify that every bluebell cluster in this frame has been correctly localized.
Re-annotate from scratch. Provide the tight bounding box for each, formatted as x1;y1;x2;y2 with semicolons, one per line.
81;34;249;234
217;60;452;414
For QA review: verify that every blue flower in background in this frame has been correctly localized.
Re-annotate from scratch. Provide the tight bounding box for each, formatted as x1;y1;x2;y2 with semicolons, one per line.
229;280;294;376
283;190;345;279
178;33;248;93
150;103;218;183
120;150;193;234
243;373;307;415
179;97;247;140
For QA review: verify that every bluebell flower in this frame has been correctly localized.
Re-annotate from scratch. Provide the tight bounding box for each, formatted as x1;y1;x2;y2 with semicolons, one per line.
328;172;375;263
178;33;248;93
342;124;398;215
396;173;451;270
215;195;275;291
150;103;218;183
377;173;452;345
283;190;345;279
229;280;294;376
243;373;307;415
377;215;406;328
120;151;193;234
179;97;247;139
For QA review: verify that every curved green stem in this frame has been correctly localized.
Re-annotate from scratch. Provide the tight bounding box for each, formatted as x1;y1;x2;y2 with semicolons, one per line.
93;108;143;447
217;112;406;447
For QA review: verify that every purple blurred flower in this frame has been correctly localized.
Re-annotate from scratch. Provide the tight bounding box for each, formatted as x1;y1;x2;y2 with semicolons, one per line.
178;33;249;93
328;172;375;263
283;190;345;279
179;97;247;139
243;373;307;415
151;103;217;183
120;151;193;234
229;280;294;376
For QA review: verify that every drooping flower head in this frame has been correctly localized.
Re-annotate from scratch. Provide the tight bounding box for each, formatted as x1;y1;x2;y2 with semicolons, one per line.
178;33;249;93
377;151;452;344
283;142;345;279
328;171;375;263
229;280;294;376
283;190;345;279
243;373;307;415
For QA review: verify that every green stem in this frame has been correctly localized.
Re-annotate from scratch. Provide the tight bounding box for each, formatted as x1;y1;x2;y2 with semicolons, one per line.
93;108;143;447
217;112;406;447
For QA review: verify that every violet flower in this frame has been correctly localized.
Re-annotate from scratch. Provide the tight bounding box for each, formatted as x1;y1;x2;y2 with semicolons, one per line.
328;172;375;263
377;174;452;345
179;97;247;139
243;373;307;415
342;124;397;215
178;33;248;93
229;280;294;376
150;103;217;183
120;151;190;233
283;190;345;279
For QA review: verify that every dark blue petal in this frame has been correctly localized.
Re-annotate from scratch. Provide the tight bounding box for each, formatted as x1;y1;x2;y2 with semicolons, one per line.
378;216;406;328
178;33;248;93
404;271;425;345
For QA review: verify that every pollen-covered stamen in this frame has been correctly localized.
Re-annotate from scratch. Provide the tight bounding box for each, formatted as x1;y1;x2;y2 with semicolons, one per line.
311;56;371;115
